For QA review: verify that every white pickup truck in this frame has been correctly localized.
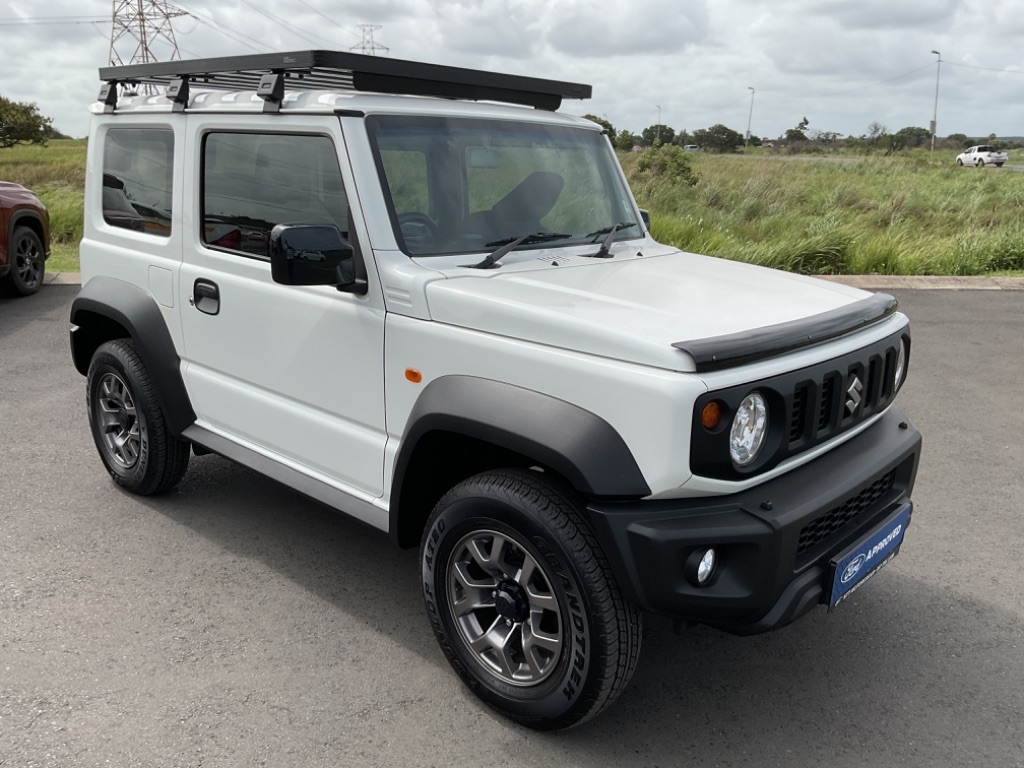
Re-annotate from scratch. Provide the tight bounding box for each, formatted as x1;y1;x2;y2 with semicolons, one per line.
956;145;1008;167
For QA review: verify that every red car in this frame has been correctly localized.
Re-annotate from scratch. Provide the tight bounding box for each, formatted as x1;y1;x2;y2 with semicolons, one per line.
0;181;50;296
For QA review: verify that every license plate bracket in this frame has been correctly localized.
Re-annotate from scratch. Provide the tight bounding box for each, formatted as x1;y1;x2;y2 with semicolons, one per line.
828;502;912;611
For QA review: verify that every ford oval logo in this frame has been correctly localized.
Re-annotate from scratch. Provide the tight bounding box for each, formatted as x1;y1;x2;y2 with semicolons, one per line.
841;554;867;584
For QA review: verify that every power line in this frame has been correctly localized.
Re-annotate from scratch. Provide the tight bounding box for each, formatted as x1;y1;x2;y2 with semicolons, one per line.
233;0;349;49
0;16;108;25
171;2;268;53
291;0;360;41
944;60;1024;75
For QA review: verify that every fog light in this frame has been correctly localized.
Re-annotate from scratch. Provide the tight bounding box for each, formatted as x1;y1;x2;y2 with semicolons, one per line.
686;547;718;586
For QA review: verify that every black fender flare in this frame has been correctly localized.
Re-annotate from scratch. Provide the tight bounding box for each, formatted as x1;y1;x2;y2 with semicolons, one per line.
5;209;48;257
70;276;196;437
389;375;651;539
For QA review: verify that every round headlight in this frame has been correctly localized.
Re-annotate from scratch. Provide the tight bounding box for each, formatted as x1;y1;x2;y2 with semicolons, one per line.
730;392;768;466
894;338;907;390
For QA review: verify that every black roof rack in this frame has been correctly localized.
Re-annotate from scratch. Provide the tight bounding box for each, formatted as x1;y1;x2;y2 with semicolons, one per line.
99;50;591;111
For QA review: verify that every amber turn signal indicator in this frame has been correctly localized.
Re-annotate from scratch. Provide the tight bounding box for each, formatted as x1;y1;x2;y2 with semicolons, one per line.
405;368;423;383
701;401;722;430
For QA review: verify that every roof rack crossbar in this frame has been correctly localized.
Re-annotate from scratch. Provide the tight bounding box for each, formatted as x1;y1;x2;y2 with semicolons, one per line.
97;50;591;111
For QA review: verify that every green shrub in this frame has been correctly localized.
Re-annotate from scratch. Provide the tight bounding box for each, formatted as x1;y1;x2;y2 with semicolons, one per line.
635;144;699;186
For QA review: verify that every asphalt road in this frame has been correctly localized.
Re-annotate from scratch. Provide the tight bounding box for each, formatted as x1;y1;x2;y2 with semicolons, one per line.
2;285;1022;768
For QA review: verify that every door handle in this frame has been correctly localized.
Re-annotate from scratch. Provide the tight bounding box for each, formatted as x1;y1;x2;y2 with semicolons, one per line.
192;278;220;315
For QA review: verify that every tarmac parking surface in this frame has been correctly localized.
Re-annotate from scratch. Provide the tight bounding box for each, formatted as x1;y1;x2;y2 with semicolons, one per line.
1;285;1022;767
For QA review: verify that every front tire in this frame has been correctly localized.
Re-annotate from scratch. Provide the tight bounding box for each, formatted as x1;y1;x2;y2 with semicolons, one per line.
86;339;190;495
0;226;45;296
956;158;964;166
421;469;641;730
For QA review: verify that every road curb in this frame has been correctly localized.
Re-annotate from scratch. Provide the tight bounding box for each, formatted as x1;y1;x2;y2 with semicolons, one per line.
44;272;1024;290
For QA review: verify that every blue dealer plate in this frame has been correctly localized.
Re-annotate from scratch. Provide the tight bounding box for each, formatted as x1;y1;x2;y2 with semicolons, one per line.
828;503;912;611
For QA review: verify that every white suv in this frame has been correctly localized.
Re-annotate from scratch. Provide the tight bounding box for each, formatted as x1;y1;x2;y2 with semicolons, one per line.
70;51;921;730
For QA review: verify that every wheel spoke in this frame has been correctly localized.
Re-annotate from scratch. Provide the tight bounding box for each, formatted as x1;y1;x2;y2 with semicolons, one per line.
466;533;516;578
493;625;520;680
521;552;558;611
467;616;517;680
524;618;561;654
451;562;497;617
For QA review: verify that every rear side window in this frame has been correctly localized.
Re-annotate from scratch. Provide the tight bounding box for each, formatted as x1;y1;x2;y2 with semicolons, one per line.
202;132;348;257
102;128;174;237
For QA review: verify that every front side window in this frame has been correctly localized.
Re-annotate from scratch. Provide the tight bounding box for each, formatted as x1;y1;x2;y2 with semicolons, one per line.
367;116;638;256
202;132;348;257
102;128;174;237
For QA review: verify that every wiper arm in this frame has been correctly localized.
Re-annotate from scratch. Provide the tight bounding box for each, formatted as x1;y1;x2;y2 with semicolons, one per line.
483;232;572;248
584;221;637;258
467;232;572;270
586;221;637;241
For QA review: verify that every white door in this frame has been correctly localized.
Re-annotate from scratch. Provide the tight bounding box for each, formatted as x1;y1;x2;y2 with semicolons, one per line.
177;115;387;501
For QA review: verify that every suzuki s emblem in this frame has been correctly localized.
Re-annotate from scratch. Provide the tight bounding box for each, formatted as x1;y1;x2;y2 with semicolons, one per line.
845;375;863;416
841;554;867;584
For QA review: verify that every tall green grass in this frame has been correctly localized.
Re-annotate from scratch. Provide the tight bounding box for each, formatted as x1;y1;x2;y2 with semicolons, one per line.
622;150;1024;275
1;140;86;271
4;140;1024;275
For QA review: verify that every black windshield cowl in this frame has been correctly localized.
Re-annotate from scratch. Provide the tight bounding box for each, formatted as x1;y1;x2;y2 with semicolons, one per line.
583;222;636;259
467;232;572;269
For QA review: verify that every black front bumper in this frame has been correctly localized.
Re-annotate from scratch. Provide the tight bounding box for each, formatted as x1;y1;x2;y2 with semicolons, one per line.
587;407;921;635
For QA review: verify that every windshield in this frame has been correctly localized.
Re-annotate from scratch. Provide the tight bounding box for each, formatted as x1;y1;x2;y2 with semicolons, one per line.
366;115;639;256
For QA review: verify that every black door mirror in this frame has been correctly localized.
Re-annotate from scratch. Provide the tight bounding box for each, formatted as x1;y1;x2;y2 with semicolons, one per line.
639;208;651;230
269;224;355;287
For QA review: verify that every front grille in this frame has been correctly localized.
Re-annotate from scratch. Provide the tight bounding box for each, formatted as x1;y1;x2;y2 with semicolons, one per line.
796;469;896;555
787;343;899;455
690;327;909;481
790;385;807;443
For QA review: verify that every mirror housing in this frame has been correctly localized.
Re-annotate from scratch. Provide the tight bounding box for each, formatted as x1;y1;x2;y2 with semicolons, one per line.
639;208;651;231
269;224;361;290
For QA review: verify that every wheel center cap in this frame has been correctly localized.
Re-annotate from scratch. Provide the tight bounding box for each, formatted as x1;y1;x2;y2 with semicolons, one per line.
494;581;529;622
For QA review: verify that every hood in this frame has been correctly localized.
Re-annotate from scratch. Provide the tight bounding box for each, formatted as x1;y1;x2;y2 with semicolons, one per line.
0;181;43;208
425;248;872;371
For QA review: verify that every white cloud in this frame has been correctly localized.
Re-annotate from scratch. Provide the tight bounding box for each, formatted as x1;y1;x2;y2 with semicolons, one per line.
0;0;1022;140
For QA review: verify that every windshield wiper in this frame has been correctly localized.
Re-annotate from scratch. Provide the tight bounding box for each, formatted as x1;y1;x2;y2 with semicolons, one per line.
468;232;572;269
584;221;637;258
586;222;637;241
483;232;572;248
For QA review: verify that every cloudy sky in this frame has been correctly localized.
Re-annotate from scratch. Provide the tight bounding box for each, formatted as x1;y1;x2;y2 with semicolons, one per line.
2;0;1022;140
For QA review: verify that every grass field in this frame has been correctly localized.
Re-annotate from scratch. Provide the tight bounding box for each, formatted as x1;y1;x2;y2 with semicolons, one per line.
0;139;86;273
3;139;1023;275
624;147;1024;275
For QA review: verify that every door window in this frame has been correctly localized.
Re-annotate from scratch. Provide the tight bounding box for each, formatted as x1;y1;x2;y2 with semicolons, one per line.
202;133;348;257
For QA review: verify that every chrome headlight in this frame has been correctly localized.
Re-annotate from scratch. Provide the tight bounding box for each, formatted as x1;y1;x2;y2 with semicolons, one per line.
729;392;768;466
894;338;907;390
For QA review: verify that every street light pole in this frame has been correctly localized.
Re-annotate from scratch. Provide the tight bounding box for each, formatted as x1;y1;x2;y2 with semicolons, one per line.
656;104;662;143
930;50;941;152
746;87;755;147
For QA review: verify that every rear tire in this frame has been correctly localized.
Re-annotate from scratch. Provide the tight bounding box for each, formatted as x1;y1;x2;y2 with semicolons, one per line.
86;339;190;495
0;226;45;297
421;469;641;730
977;159;986;167
995;163;1004;168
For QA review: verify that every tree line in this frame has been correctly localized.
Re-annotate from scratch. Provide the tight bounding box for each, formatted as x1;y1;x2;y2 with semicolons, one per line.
583;114;1020;154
